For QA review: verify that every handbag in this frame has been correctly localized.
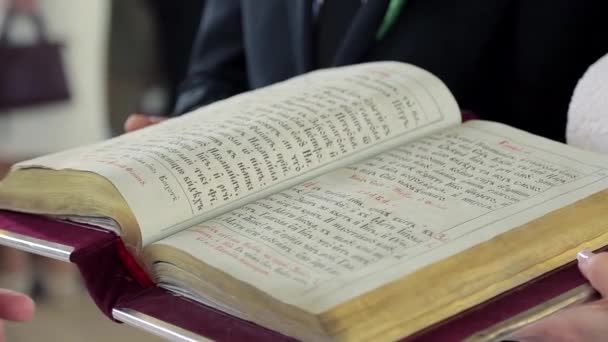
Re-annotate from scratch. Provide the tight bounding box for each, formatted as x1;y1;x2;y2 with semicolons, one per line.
0;4;70;111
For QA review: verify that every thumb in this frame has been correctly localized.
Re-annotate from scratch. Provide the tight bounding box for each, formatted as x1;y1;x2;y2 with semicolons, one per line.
0;289;34;322
578;250;608;297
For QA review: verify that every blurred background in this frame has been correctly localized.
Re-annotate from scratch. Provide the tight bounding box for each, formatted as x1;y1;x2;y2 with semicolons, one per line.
0;0;203;340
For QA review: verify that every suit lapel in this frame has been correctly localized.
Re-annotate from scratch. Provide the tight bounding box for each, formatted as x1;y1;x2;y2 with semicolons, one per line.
333;0;389;66
286;0;313;74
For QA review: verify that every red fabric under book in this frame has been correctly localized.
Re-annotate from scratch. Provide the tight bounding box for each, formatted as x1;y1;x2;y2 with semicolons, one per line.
0;210;595;341
0;210;292;341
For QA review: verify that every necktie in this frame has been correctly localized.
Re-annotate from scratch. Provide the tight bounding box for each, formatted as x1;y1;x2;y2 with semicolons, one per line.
314;0;361;68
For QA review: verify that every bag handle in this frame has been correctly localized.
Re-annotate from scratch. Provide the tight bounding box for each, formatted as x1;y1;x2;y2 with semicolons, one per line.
0;0;48;45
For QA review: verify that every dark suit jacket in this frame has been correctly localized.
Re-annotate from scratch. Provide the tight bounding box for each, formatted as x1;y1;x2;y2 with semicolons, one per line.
174;0;608;142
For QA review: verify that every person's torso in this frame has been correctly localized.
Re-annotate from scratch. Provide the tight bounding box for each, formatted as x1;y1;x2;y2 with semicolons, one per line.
240;0;608;141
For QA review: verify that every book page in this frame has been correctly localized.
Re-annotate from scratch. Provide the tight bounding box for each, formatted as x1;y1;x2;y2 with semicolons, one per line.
15;62;459;245
153;120;608;313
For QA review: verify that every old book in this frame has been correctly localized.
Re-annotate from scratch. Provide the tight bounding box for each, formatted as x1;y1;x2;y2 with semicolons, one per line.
2;62;608;341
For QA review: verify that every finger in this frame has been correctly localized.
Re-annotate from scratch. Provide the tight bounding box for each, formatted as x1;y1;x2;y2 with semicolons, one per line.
123;114;166;133
124;114;156;132
0;289;34;322
578;250;608;297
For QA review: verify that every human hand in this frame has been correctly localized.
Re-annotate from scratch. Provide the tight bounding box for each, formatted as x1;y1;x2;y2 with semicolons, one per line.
123;113;166;133
508;250;608;341
0;289;34;342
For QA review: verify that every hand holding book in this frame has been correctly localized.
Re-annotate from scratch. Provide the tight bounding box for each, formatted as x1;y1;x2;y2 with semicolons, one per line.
506;251;608;342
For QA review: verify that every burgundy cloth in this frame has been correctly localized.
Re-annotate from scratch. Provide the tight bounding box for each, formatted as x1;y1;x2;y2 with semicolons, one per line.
405;256;599;341
118;287;293;341
0;210;141;317
0;210;113;252
0;210;595;341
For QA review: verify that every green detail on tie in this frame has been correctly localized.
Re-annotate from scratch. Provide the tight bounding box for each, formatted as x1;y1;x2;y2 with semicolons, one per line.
376;0;407;40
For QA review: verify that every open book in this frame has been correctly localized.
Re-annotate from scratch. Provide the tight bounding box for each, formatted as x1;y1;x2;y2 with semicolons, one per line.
2;62;608;341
